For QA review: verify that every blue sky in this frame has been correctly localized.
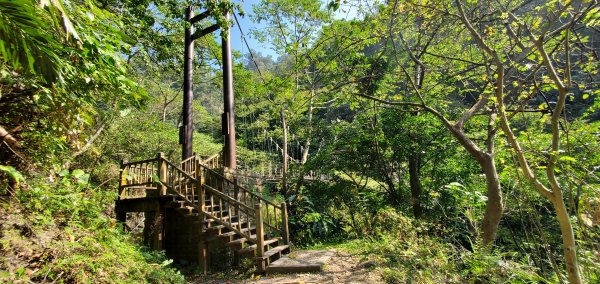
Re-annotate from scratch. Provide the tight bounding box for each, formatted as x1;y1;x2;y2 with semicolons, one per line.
229;0;273;59
229;0;362;61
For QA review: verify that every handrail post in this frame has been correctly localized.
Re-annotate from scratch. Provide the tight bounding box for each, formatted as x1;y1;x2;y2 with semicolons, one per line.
118;159;127;200
197;159;205;213
281;202;290;246
255;204;265;258
158;152;167;196
233;178;240;218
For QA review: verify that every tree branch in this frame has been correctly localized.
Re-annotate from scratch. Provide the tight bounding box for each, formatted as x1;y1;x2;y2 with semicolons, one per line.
71;120;108;159
0;125;20;149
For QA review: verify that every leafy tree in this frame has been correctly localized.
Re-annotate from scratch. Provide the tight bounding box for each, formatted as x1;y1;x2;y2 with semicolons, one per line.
0;0;143;166
452;0;598;282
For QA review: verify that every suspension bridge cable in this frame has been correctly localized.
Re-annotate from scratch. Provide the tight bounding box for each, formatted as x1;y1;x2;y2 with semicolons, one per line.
233;13;266;83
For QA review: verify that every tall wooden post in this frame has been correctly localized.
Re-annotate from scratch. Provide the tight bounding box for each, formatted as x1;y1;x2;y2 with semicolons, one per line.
182;6;194;160
281;202;290;246
222;12;236;169
152;203;164;250
199;234;208;275
197;158;208;274
255;203;265;271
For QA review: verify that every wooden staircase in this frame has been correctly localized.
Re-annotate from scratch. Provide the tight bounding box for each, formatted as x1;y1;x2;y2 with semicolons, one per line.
117;153;290;273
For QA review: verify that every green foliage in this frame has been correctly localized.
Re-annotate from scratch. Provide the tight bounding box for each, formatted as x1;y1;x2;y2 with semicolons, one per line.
0;0;62;80
0;0;145;164
95;103;222;163
288;183;345;245
0;170;184;283
459;245;546;283
0;164;24;187
319;211;545;284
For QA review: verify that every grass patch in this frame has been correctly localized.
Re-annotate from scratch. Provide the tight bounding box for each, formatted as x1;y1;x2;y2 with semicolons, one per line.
305;209;546;284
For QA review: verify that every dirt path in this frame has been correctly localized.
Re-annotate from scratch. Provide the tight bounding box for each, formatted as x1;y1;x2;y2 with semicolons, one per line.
190;249;383;284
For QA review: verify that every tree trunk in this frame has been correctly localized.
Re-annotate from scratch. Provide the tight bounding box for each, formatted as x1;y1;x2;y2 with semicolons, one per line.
280;107;288;196
445;125;503;247
552;192;583;284
301;93;313;164
408;153;423;218
71;121;108;159
479;153;503;247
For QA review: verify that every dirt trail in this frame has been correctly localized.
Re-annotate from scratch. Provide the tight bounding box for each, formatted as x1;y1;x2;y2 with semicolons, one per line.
190;249;383;284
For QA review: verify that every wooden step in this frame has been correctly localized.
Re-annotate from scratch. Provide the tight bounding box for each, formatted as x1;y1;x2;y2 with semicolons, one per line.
254;244;290;272
175;206;197;214
265;263;323;274
206;210;232;216
202;215;239;224
256;245;289;260
204;221;241;231
169;200;188;208
227;237;249;247
204;221;246;231
238;238;281;254
214;227;256;240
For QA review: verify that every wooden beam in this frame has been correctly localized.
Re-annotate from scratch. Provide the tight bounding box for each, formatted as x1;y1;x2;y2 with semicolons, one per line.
190;10;210;24
191;24;220;41
199;234;208;275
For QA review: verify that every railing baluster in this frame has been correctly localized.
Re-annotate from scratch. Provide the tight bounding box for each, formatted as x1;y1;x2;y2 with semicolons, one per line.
190;170;198;204
180;171;184;196
228;201;233;227
273;207;278;232
210;192;214;218
281;202;289;245
266;204;270;232
118;159;126;199
218;194;223;221
233;179;240;222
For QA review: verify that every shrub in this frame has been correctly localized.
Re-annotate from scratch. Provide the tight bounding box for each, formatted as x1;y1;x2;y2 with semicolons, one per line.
0;170;184;283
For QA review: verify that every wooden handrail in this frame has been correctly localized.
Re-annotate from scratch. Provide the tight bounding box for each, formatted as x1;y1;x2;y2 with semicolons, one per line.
200;153;220;164
118;154;289;245
197;162;282;209
204;184;253;213
163;157;260;238
119;157;160;199
163;158;197;181
167;184;258;243
181;155;195;165
122;157;159;167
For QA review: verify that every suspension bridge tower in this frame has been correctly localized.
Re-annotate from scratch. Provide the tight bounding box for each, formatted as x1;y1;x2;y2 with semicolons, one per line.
181;5;236;168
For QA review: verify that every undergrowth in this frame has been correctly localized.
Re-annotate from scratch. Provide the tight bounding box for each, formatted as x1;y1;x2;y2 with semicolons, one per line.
0;169;184;283
308;207;547;284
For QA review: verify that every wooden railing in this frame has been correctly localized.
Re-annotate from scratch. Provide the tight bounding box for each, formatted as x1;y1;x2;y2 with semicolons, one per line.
118;155;161;199
118;153;290;254
198;162;288;242
201;153;222;169
160;159;259;243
